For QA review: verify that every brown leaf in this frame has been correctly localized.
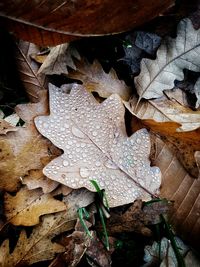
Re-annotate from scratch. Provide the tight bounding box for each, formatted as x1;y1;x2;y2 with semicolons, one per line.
59;231;92;267
142;120;200;178
22;169;59;194
15;40;48;102
0;188;95;266
4;186;66;226
152;136;200;249
38;43;80;75
0;213;75;267
35;84;161;207
103;199;170;236
86;233;115;267
0;0;174;46
126;93;200;132
68;59;132;100
0;91;61;192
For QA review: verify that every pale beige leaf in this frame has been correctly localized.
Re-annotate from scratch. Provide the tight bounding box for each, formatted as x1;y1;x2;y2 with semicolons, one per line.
4;113;20;126
35;84;161;207
68;59;132;100
22;169;59;193
38;43;80;75
184;251;200;266
125;94;200;132
4;186;66;226
0;119;17;134
143;237;189;267
135;19;200;100
151;136;200;248
16;40;48;102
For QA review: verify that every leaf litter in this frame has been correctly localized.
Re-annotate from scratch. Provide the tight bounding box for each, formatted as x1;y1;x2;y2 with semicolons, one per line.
1;12;200;267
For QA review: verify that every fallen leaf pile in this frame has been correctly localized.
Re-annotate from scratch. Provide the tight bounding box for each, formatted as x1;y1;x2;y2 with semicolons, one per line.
0;9;200;267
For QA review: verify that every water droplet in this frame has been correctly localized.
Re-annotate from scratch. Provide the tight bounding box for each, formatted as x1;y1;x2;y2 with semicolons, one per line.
67;140;73;145
63;160;69;167
104;159;118;169
80;167;90;178
43;122;48;128
80;143;86;148
95;161;101;167
64;123;70;128
92;131;97;137
136;138;141;144
72;126;85;138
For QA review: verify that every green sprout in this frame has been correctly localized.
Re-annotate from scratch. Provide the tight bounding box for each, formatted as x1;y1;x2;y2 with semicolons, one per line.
77;180;110;250
78;207;92;238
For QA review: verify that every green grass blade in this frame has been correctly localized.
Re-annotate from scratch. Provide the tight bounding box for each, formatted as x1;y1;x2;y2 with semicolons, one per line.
160;215;185;267
98;205;109;251
78;207;92;238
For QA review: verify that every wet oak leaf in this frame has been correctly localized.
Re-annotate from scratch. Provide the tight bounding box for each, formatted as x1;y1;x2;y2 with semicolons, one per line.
68;59;132;100
135;18;200;101
4;186;66;226
35;83;161;207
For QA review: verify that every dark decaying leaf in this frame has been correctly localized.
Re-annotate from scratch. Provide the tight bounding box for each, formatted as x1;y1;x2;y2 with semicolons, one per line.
15;40;48;102
122;31;161;75
96;199;170;236
0;0;174;46
86;233;115;267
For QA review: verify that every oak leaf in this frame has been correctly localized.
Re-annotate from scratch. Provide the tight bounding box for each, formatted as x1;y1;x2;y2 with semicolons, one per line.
35;84;161;207
151;136;200;248
0;91;61;192
126;94;200;132
38;43;80;75
0;188;94;266
0;214;72;267
135;19;200;101
0;119;17;134
68;59;132;100
4;186;66;226
22;169;59;194
15;40;48;102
